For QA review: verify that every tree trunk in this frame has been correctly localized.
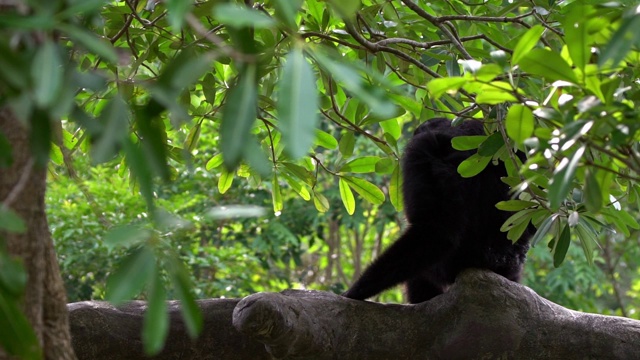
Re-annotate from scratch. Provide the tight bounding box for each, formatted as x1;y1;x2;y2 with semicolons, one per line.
0;108;77;359
68;270;640;359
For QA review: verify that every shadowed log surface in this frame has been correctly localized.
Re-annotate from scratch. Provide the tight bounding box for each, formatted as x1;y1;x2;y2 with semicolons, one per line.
69;270;640;359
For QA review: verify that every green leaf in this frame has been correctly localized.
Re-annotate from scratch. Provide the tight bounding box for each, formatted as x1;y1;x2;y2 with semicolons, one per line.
272;174;283;212
104;225;151;249
221;64;257;169
584;169;602;213
327;0;361;18
106;247;156;305
390;163;403;211
475;89;518;105
281;172;311;201
343;176;385;205
553;223;571;268
451;135;486;151
563;4;590;71
206;153;224;171
59;24;118;63
339;132;356;157
339;177;355;215
213;3;276;29
273;0;302;29
218;168;234;194
165;0;193;32
380;119;401;140
313;191;330;213
505;105;534;145
315;130;338;149
496;200;538;211
31;40;62;108
167;257;202;339
278;49;318;159
426;77;467;98
0;292;42;360
122;139;155;210
477;132;504;157
531;214;557;247
507;212;533;242
598;14;640;68
340;156;380;173
519;49;579;84
375;157;394;174
142;272;168;356
512;25;544;65
575;219;596;266
457;153;491;178
0;206;25;233
93;96;129;164
549;146;585;210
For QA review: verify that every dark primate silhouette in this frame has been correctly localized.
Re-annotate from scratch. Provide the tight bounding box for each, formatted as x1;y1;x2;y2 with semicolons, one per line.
343;118;532;303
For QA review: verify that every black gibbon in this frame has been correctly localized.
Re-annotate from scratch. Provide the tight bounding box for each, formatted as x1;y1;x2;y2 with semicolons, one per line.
343;118;532;303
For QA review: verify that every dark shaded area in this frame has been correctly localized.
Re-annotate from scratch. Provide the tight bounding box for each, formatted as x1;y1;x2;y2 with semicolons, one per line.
69;270;640;359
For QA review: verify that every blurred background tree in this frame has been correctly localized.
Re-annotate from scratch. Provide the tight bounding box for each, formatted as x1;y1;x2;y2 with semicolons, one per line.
1;0;640;357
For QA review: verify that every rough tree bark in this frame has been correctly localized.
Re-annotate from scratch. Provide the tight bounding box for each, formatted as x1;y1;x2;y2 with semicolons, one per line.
0;109;77;359
68;270;640;360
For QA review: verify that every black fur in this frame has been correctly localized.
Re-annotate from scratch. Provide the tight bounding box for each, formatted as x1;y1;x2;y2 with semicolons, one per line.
342;118;531;303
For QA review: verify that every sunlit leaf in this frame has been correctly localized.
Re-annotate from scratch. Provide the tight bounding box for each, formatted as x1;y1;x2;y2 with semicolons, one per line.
339;177;355;215
272;174;283;212
598;13;640;68
340;156;380;173
213;3;276;29
390;163;403;211
519;49;579;84
457;153;491;178
343;176;385;205
218;168;234;194
315;130;338;149
512;25;544;65
451;135;486;151
427;77;467;98
505;105;534;145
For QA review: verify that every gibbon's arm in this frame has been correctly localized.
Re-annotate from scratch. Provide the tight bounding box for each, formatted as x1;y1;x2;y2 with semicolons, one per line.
343;225;458;301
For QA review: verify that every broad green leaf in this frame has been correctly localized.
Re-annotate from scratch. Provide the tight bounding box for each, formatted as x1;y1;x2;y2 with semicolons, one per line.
476;90;518;105
457;153;491;178
282;162;314;184
339;132;356;157
339;177;355;215
584;169;602;213
390;163;403;211
380;119;401;140
496;200;538;211
218;169;234;194
598;14;640;68
427;77;467;98
31;41;62;108
272;174;283;212
505;105;534;145
315;130;338;149
549;146;585;210
477;132;504;157
313;191;330;212
0;207;25;233
507;212;533;242
563;4;590;71
214;3;276;29
343;176;385;205
553;223;571;268
375;157;395;174
340;156;380;173
278;49;318;159
519;49;579;84
451;135;486;151
206;153;224;171
221;64;257;169
512;25;544;65
281;172;311;201
136;108;170;180
122;139;155;210
142;272;168;356
106;247;156;305
500;208;537;232
104;226;151;249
